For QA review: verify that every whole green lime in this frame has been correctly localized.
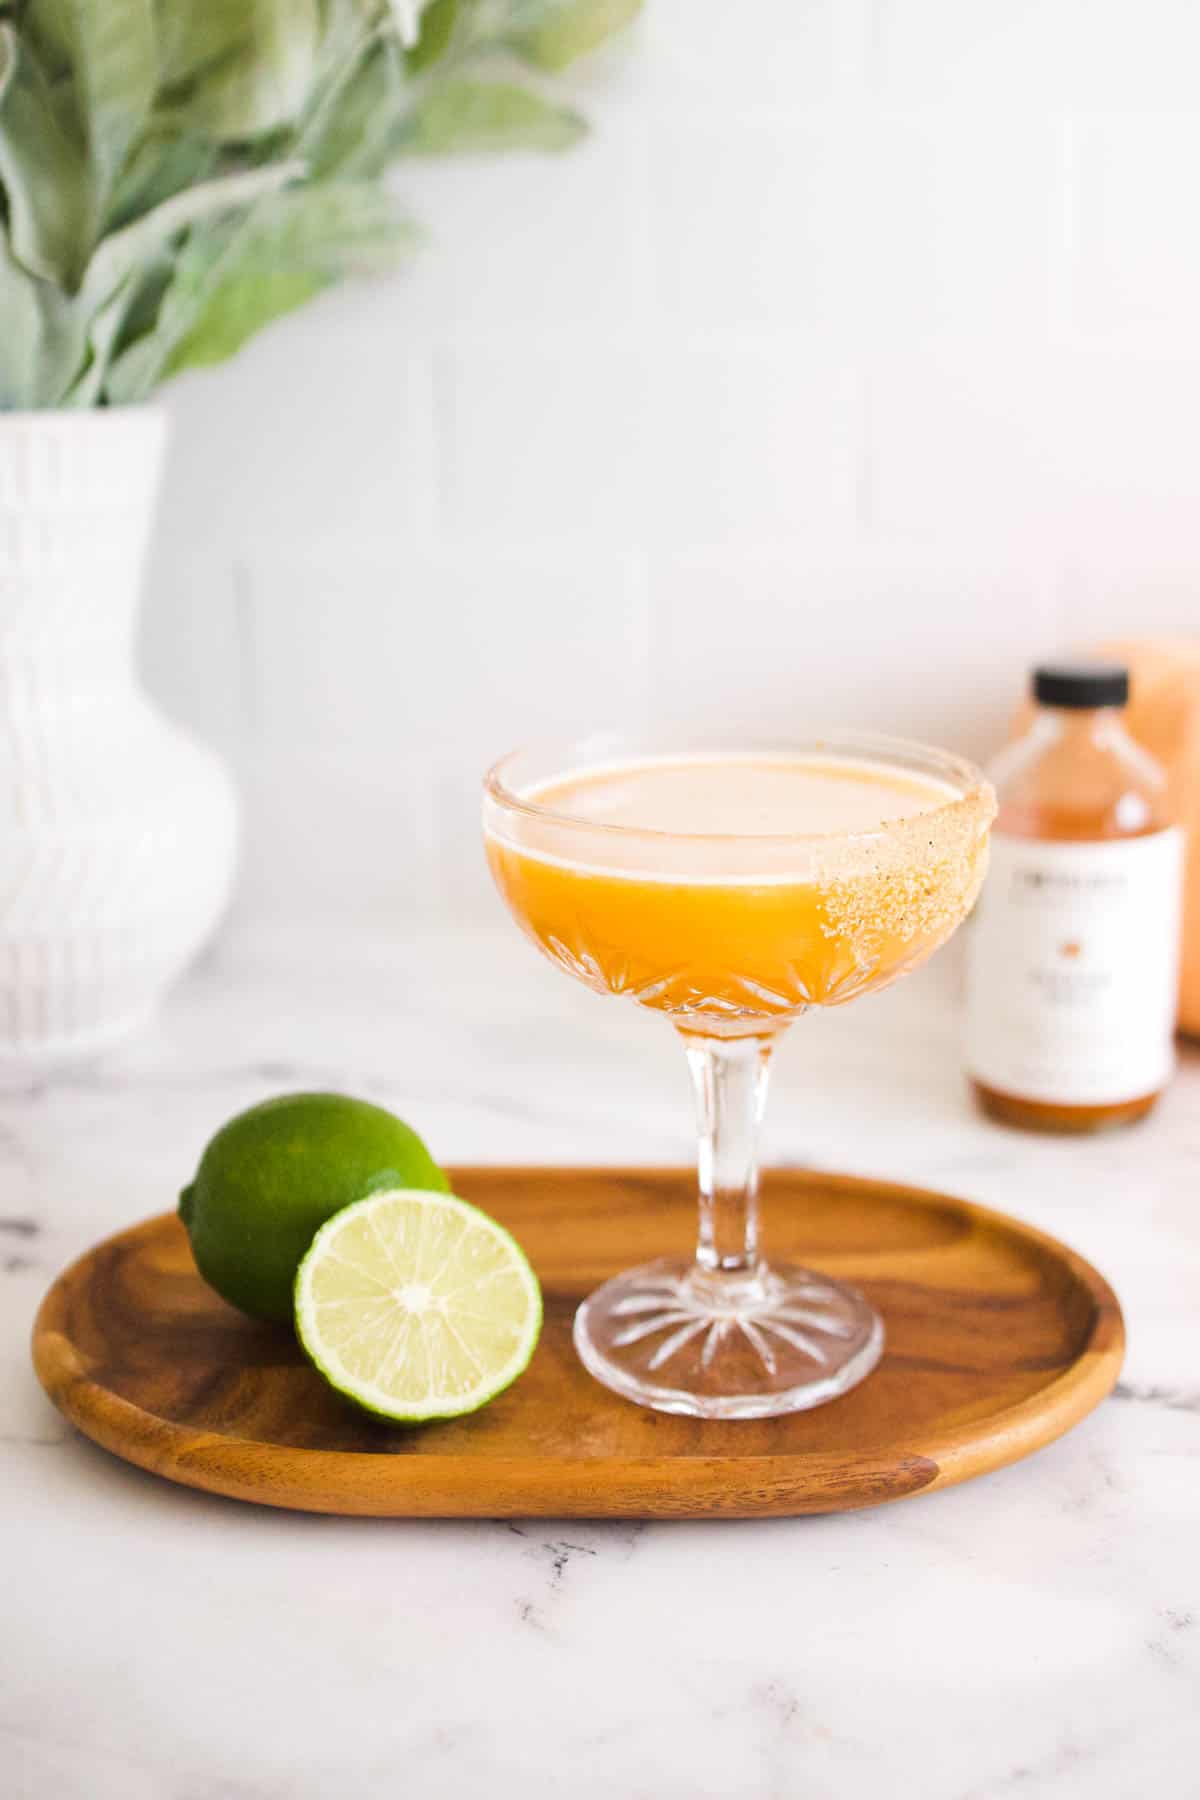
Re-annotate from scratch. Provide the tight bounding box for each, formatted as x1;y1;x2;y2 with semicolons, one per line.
178;1092;449;1323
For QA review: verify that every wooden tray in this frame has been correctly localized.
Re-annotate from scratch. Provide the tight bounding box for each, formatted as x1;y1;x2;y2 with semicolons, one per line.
31;1167;1124;1519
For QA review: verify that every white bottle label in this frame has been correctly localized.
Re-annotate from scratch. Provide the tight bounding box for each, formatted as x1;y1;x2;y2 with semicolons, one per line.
965;828;1184;1106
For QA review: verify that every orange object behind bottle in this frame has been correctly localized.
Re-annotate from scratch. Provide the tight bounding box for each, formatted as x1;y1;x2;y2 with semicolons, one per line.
965;662;1183;1133
1090;639;1200;1036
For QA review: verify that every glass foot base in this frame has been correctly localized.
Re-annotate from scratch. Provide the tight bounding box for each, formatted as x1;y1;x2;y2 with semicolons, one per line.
573;1257;884;1419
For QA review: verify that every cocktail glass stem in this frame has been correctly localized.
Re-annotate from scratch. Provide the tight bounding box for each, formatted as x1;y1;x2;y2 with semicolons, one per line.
682;1030;776;1301
572;1017;883;1417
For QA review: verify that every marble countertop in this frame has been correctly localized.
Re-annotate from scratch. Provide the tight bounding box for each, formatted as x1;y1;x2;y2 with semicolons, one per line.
2;921;1197;1799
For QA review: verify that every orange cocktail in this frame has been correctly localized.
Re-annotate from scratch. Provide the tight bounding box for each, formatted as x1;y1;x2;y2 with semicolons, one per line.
486;750;991;1030
483;733;994;1419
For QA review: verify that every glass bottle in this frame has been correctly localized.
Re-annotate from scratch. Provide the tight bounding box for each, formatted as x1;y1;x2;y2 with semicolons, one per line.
965;662;1183;1132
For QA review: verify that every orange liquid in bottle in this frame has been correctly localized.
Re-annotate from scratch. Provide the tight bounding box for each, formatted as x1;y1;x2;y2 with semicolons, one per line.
969;670;1176;1133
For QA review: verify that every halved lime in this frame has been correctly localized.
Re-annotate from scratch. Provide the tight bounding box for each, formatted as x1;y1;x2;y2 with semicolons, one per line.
294;1189;542;1422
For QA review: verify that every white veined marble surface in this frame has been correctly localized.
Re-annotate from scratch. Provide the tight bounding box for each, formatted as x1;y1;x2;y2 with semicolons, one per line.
2;922;1197;1799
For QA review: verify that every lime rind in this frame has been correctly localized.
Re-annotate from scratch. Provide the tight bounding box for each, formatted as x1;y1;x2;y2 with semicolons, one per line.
179;1092;449;1323
294;1188;542;1423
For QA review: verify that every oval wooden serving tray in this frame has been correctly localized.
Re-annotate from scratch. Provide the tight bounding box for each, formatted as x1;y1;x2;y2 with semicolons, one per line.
32;1167;1123;1519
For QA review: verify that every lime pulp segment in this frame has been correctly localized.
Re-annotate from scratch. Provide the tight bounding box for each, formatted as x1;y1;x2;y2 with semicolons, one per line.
295;1189;542;1421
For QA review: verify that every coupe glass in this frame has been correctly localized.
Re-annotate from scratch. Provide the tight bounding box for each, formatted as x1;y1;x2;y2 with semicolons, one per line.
483;732;995;1419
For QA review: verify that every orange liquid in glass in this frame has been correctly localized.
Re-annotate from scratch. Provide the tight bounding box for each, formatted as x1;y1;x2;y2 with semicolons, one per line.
486;754;991;1025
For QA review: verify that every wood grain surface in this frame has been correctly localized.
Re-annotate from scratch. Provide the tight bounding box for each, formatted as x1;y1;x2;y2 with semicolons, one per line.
31;1167;1124;1518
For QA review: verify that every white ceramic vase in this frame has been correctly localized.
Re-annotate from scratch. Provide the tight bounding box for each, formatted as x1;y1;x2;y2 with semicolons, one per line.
0;408;238;1065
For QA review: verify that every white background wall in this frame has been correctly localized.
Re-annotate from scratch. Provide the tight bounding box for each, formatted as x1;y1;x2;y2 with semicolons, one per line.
142;0;1200;926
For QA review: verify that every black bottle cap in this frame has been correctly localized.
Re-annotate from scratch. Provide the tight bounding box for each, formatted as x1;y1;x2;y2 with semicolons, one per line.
1033;661;1129;709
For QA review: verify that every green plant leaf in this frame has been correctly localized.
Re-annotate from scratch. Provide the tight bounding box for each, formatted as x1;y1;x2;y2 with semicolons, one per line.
61;267;140;404
0;22;16;106
205;177;416;280
165;267;327;371
291;0;379;166
105;127;217;231
0;222;47;406
306;34;406;178
106;178;413;397
28;0;156;214
108;253;173;351
0;217;86;406
0;32;89;284
161;0;322;141
405;0;457;71
81;159;304;311
306;0;390;91
398;77;585;153
503;0;642;69
155;0;240;86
